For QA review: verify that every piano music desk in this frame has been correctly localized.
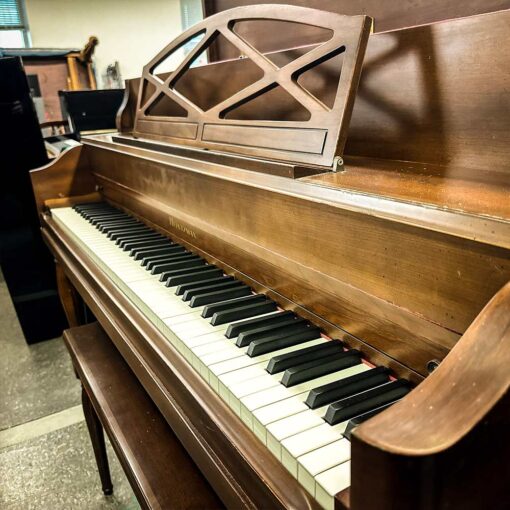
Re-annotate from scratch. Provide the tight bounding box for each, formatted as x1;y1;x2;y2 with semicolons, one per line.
63;321;223;509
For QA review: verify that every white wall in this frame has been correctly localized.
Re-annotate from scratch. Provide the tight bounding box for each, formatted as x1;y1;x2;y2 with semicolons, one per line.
24;0;184;87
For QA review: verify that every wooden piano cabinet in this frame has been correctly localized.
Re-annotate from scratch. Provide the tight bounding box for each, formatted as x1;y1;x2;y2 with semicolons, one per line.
349;282;510;510
29;5;510;508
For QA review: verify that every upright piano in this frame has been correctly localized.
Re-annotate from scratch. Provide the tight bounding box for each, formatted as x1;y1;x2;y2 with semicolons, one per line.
30;5;510;509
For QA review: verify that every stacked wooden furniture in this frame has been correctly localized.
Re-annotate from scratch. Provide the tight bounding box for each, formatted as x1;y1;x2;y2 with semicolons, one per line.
30;4;509;509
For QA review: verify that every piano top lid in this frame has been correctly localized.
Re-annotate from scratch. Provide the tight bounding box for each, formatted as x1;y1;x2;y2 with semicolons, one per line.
132;5;372;169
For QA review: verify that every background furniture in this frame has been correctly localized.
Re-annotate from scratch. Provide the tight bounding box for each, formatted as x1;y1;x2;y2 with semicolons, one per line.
0;56;67;343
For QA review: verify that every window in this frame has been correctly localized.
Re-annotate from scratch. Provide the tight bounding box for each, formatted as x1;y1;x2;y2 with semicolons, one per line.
0;0;29;48
180;0;205;66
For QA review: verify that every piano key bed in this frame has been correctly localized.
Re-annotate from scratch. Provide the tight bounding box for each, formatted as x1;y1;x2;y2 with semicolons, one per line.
51;202;411;510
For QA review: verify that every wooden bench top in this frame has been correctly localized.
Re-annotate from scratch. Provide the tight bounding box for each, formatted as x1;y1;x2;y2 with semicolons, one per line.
63;322;223;510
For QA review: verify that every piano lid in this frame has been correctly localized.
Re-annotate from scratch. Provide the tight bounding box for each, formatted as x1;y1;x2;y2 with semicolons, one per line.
132;5;372;169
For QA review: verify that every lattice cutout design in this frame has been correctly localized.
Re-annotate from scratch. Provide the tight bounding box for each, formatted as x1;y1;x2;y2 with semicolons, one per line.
134;5;372;167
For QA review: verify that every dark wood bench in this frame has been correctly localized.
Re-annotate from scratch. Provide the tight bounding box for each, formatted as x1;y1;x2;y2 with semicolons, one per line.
63;322;223;509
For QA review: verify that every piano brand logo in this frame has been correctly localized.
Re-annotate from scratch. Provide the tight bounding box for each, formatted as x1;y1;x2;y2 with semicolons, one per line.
169;216;197;239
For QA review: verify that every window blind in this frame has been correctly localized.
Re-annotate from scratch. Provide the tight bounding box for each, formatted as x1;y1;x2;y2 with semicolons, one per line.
0;0;23;29
181;0;203;30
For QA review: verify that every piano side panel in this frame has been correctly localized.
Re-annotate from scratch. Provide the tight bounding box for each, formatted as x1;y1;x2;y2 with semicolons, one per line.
86;146;510;376
349;281;510;509
30;145;97;216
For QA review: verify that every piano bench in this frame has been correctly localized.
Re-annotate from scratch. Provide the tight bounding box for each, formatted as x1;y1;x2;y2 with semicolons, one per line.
63;321;223;509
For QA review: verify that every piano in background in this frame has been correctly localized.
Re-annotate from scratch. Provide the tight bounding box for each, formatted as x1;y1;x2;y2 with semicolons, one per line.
30;4;510;509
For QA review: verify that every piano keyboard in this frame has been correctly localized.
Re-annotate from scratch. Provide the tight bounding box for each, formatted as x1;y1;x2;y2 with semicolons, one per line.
51;203;411;510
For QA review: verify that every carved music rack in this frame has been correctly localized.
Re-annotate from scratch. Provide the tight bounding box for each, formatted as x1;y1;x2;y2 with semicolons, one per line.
130;5;372;169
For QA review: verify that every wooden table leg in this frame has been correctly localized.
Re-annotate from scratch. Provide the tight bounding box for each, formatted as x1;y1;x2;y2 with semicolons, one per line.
82;387;113;495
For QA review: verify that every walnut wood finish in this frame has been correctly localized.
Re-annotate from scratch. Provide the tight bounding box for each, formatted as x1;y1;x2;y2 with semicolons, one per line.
349;281;510;509
345;10;510;177
56;262;83;328
133;5;371;167
34;149;510;508
30;145;96;216
81;139;510;376
303;157;510;222
203;0;510;42
63;322;223;509
30;7;510;508
81;387;113;496
120;9;510;187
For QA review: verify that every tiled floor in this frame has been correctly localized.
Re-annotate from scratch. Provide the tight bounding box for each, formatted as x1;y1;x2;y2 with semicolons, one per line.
0;269;139;509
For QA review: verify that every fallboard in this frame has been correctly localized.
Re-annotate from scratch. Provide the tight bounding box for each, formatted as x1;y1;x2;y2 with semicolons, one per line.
81;140;510;380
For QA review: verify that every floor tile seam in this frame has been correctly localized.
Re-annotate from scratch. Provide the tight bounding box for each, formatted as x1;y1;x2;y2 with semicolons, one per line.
0;405;84;450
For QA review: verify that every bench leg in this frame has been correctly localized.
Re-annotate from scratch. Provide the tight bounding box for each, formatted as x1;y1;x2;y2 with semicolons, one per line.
82;387;113;495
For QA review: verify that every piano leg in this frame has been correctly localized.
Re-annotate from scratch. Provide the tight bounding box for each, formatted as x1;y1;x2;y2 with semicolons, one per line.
82;387;114;495
56;263;84;327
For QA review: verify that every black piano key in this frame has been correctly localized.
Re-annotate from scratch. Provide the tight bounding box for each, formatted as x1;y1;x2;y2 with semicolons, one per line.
84;210;123;219
90;215;129;224
95;218;135;228
202;294;267;319
210;299;277;326
74;202;108;211
77;204;114;213
130;242;176;258
236;318;308;348
175;276;235;296
182;280;245;301
305;366;391;409
117;233;164;248
88;211;130;220
152;256;205;276
136;245;185;262
146;252;194;271
324;379;410;425
122;238;169;252
247;326;322;358
76;205;112;213
113;227;158;238
142;250;189;267
225;311;295;339
281;350;361;387
189;286;252;308
165;267;223;287
109;226;153;238
343;401;396;441
110;223;154;240
266;340;344;375
108;227;152;240
116;231;163;246
76;202;113;210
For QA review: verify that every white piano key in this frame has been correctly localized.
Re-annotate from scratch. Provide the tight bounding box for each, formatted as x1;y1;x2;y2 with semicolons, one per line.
281;422;349;477
240;364;368;432
315;462;351;510
297;439;351;496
